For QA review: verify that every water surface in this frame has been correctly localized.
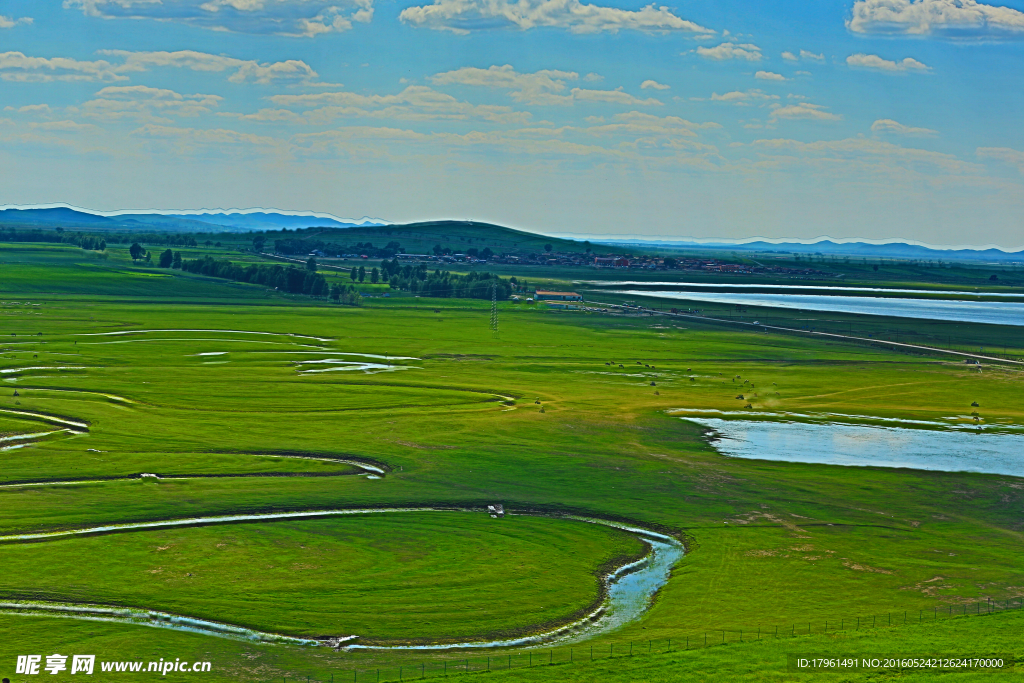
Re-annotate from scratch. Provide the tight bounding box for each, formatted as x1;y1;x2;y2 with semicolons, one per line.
609;290;1024;326
685;418;1024;477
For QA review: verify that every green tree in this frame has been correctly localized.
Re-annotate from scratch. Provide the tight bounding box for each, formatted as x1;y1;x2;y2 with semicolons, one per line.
306;256;317;272
129;243;144;261
99;240;106;251
158;249;174;268
350;267;358;281
329;283;341;302
172;252;182;269
544;243;552;253
481;247;493;259
370;267;379;284
252;237;265;252
358;266;366;282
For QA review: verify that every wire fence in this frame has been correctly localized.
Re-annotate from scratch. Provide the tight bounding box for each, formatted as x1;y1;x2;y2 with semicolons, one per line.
268;598;1023;683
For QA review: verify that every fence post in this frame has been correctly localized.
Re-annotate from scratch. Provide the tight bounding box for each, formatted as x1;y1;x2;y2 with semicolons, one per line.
487;658;489;672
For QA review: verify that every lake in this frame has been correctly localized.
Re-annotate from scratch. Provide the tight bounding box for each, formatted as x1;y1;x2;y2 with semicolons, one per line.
683;417;1024;477
607;290;1024;327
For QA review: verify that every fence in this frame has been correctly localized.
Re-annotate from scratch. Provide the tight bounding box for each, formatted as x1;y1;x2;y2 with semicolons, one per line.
269;598;1023;683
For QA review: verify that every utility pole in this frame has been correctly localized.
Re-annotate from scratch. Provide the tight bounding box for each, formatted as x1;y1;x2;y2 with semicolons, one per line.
490;282;499;336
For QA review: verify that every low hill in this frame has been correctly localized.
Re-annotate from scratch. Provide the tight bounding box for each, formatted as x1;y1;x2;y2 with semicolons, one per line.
274;220;589;256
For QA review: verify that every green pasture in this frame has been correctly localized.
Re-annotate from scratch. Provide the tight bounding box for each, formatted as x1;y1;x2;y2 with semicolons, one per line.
1;598;1020;682
0;513;642;641
0;243;1022;680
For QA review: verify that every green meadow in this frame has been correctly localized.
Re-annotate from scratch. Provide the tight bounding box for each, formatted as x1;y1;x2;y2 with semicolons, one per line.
0;243;1022;680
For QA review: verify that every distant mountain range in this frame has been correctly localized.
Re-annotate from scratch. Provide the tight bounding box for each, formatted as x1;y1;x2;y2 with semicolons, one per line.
0;205;389;233
1;205;1021;263
594;238;1024;263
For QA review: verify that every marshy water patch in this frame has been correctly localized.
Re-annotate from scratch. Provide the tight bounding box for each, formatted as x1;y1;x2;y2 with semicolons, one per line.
296;359;420;374
685;417;1024;477
669;408;1024;433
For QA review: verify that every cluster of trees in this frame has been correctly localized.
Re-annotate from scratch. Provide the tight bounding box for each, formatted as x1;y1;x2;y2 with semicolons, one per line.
270;237;402;258
77;236;107;251
156;253;360;305
430;244;495;258
376;258;514;299
0;227;107;250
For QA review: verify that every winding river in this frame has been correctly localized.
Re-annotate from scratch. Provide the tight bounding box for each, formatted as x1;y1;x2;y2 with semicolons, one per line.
0;509;684;649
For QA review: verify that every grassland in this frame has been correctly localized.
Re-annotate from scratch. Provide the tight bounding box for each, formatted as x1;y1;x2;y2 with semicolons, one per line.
0;242;1022;680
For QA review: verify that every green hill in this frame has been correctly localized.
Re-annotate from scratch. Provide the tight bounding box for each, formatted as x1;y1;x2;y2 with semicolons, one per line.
268;220;590;256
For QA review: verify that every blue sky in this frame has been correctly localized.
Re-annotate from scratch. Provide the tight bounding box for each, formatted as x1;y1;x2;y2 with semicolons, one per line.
1;0;1023;248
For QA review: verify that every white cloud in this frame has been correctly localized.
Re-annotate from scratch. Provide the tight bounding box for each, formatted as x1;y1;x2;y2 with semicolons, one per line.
131;123;281;147
977;147;1024;172
74;85;224;123
848;0;1024;39
753;137;980;175
755;71;786;81
871;119;937;136
4;104;52;114
571;87;663;106
0;52;128;82
584;72;604;82
695;89;779;105
100;50;320;84
64;0;373;37
847;53;930;72
0;15;33;28
583;110;719;138
431;65;578;105
399;0;714;34
641;79;670;90
0;49;319;84
431;65;661;106
769;102;842;122
782;49;823;62
265;85;532;123
694;43;762;61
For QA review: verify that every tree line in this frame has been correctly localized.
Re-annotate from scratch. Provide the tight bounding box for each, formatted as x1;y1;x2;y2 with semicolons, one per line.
267;236;402;259
157;252;361;305
1;228;106;250
377;258;516;300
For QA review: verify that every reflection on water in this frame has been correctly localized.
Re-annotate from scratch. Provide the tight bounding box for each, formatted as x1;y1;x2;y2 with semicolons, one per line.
685;418;1024;477
609;290;1024;326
